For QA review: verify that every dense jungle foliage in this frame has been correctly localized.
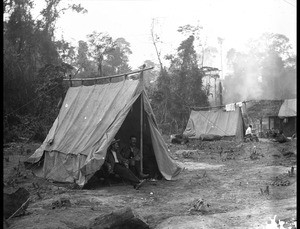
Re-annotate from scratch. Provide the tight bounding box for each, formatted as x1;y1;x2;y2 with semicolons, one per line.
3;0;296;143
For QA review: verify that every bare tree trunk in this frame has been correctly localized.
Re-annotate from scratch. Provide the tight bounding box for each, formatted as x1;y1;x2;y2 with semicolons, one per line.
219;81;223;106
98;55;103;77
151;19;164;71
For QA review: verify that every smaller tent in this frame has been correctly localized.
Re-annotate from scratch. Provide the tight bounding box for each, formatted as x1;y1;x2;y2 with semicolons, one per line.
183;107;245;141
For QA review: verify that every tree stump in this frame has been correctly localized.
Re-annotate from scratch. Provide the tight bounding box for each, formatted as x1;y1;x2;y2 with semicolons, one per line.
88;207;149;229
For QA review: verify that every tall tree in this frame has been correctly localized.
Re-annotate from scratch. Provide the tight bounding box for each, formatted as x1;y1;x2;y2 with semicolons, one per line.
75;40;96;77
151;18;164;71
3;0;87;142
177;23;205;67
4;0;38;112
56;38;76;65
151;35;209;133
105;37;132;75
150;68;173;132
87;31;116;77
170;35;208;127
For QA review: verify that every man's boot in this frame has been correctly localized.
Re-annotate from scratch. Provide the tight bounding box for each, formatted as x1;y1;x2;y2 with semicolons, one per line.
135;162;149;179
134;179;146;190
139;172;149;179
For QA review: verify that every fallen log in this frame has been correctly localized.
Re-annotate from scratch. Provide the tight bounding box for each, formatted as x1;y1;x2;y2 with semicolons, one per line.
88;207;149;229
171;134;189;144
199;134;222;141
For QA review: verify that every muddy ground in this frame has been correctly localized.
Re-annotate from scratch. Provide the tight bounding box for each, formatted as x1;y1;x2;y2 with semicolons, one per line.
3;138;297;229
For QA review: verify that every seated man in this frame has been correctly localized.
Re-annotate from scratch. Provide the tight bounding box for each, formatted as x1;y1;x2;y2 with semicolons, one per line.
104;139;145;190
121;135;149;179
267;128;279;138
274;130;289;143
245;124;252;138
244;124;258;142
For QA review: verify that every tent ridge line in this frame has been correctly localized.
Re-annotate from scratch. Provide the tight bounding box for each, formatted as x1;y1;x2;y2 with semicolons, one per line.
64;67;154;82
190;100;254;111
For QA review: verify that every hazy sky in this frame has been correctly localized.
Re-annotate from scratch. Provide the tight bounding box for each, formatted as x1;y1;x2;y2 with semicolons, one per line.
34;0;296;71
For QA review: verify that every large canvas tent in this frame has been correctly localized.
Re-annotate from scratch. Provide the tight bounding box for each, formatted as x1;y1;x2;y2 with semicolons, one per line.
183;107;245;141
26;75;182;187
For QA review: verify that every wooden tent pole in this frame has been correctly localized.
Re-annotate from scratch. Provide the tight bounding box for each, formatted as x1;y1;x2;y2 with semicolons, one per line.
140;93;144;174
140;68;145;174
69;74;72;87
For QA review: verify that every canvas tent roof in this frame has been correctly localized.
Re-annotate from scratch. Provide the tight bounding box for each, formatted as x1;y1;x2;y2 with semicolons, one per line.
26;78;182;186
278;99;297;118
183;107;245;141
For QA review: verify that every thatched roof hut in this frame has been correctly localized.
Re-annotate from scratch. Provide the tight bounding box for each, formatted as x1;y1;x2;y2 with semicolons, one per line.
245;100;284;120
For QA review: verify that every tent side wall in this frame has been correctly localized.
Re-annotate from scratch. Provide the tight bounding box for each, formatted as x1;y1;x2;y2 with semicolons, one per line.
148;117;182;180
143;93;182;180
182;111;198;138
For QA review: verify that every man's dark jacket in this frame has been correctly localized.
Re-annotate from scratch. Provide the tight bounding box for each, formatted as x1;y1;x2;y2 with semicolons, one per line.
104;148;127;171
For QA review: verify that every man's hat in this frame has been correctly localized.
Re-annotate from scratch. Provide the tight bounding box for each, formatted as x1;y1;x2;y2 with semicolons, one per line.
111;138;120;145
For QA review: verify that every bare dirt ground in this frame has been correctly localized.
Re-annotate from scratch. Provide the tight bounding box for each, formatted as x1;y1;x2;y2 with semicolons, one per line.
3;138;297;229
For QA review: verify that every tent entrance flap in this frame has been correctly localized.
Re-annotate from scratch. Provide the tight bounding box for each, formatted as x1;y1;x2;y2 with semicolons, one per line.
114;95;162;179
